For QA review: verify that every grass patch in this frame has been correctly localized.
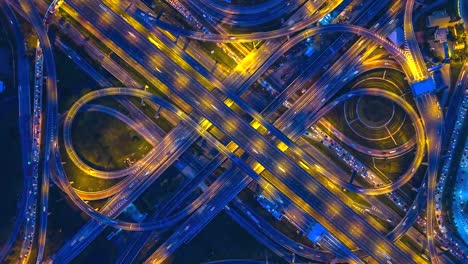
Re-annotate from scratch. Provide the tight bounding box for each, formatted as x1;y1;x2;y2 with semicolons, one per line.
72;109;151;171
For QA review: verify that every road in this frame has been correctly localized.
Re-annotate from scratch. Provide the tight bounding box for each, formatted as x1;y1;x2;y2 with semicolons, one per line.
142;0;343;42
179;0;306;28
135;1;436;260
51;0;360;260
435;66;468;261
415;94;443;264
58;1;420;262
403;1;444;263
224;205;295;263
15;0;61;262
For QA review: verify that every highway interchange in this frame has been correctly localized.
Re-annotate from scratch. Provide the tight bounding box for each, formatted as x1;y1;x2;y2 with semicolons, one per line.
1;0;467;263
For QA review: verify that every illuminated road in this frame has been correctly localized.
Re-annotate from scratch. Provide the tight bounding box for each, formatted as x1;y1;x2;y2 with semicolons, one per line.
112;85;428;263
92;2;372;260
416;94;443;264
403;0;429;81
180;0;306;27
61;88;413;263
14;0;61;262
5;0;463;263
62;2;424;264
0;2;31;261
141;0;343;42
133;3;438;260
58;4;414;262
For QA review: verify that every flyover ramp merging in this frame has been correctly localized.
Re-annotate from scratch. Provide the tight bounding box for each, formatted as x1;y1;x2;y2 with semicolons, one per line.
16;0;60;262
116;154;230;264
416;94;444;264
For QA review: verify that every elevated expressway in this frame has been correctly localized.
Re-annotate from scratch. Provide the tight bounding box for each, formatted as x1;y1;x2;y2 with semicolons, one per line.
92;82;428;260
403;1;443;263
68;88;412;264
12;0;61;262
53;83;414;260
143;3;434;260
61;2;428;264
11;0;446;262
48;0;370;262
